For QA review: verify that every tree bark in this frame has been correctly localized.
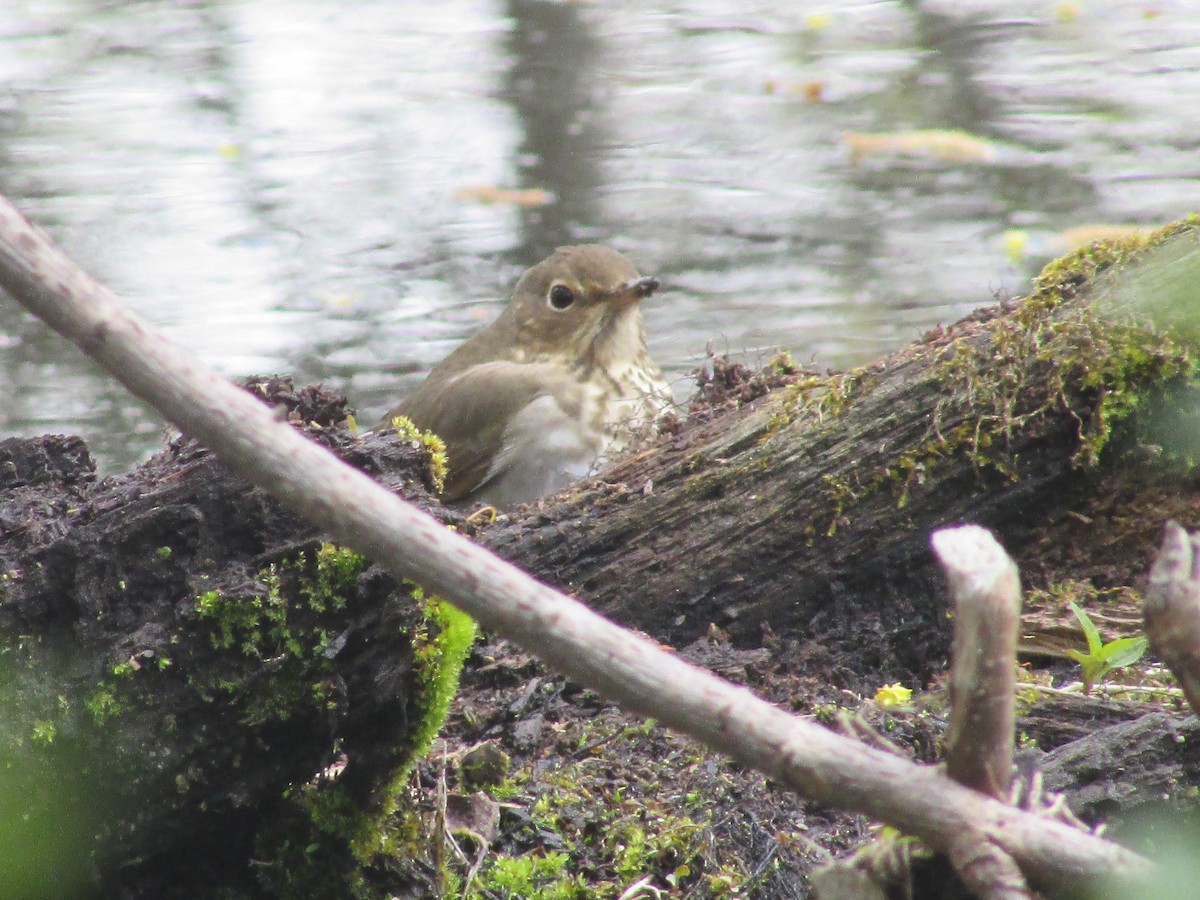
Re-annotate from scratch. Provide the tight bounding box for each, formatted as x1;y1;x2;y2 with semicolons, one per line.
485;223;1200;679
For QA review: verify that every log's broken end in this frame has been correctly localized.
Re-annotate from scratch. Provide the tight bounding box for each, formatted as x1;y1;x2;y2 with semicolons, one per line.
933;525;1021;800
931;525;1019;605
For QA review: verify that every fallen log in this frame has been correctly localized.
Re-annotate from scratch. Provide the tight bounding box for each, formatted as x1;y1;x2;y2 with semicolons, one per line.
486;220;1200;681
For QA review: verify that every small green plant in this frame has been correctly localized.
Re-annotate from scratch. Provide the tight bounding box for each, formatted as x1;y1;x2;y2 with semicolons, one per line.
1066;600;1148;694
481;850;583;899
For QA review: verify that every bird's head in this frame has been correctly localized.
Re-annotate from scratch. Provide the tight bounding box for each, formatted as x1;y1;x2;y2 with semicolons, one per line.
504;245;659;368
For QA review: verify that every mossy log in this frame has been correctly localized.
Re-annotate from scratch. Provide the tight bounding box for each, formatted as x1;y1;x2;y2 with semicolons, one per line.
485;221;1200;680
0;379;474;897
2;223;1200;897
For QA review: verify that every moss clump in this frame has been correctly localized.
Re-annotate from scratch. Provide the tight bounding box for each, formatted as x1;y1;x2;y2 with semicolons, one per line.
407;595;477;772
812;222;1200;533
249;581;476;899
336;592;477;861
390;415;449;494
29;720;57;747
191;549;478;898
473;851;585;899
186;546;373;771
254;773;433;899
191;544;370;719
85;685;122;725
951;227;1198;468
776;368;878;434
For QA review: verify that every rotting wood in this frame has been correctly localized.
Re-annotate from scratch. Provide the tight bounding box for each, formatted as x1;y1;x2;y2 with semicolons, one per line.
934;525;1020;800
485;221;1200;681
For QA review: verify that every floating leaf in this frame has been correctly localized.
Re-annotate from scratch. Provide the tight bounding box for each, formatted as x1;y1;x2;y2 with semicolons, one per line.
842;129;997;165
454;185;554;207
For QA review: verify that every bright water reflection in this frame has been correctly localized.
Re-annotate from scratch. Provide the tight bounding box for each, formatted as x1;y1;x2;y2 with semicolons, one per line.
1;0;1198;470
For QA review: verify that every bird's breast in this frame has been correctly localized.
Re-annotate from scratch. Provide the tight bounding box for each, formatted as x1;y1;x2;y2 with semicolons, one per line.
588;359;673;460
474;356;672;507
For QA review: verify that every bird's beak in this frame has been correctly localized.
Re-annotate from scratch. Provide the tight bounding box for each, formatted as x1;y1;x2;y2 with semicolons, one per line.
616;275;660;306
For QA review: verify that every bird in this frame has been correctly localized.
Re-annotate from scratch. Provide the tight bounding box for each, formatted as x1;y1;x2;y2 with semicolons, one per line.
381;245;672;509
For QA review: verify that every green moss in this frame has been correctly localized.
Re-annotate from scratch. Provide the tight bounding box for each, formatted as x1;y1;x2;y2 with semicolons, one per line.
9;534;482;898
235;569;477;897
82;651;175;730
193;545;368;664
820;472;864;537
85;687;122;725
296;594;477;874
110;659;138;679
772;370;875;434
29;720;57;747
255;778;431;900
186;548;473;897
188;545;376;731
485;774;527;801
196;588;256;652
451;722;747;899
392;595;477;787
809;220;1200;532
768;349;799;374
994;219;1199;465
1031;231;1154;301
812;703;839;725
259;594;479;896
390;415;449;494
306;544;369;609
479;851;585;899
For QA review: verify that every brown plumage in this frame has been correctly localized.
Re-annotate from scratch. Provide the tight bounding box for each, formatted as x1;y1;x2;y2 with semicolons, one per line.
382;245;671;508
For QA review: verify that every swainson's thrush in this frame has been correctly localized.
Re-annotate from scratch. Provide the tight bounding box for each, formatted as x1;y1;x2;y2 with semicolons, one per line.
383;245;672;508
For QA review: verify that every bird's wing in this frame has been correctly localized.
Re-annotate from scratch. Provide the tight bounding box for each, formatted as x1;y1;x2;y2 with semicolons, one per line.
384;361;558;502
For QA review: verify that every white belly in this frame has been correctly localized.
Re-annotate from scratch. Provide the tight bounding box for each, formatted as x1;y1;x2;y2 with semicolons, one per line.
477;371;672;507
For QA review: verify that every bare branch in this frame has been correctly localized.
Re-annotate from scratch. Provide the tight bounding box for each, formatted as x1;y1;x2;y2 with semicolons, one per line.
948;830;1032;900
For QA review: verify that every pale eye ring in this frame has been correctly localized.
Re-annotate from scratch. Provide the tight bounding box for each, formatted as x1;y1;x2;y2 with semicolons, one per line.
548;283;575;310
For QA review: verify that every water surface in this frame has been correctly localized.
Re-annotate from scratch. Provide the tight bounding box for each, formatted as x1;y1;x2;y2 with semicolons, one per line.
2;0;1198;470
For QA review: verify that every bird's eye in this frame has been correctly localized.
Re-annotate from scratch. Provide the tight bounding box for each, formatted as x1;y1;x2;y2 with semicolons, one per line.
548;284;575;310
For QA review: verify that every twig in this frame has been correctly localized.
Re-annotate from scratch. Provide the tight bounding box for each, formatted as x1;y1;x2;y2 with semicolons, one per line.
0;195;1150;892
932;525;1021;799
948;830;1032;900
461;837;488;900
1144;521;1200;716
1018;682;1182;700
